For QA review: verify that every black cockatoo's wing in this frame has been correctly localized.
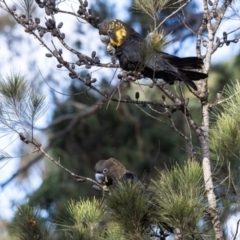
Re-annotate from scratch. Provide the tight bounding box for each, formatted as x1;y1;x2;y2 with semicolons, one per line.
114;32;145;71
120;171;139;184
116;33;201;90
144;53;199;90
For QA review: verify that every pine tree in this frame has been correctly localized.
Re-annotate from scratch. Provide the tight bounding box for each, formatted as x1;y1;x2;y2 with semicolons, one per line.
0;0;240;239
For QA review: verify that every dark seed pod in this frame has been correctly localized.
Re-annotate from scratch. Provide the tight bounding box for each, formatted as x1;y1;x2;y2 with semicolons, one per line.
162;95;166;100
71;64;75;69
45;7;51;15
53;49;58;56
50;0;55;6
94;57;100;64
58;49;62;55
91;78;97;83
213;12;218;18
86;74;91;80
76;60;81;66
208;0;213;6
86;74;91;85
202;40;207;47
46;53;52;57
69;73;76;79
57;64;62;68
49;19;56;27
91;51;96;58
58;22;63;28
135;92;140;100
117;74;122;79
149;84;153;88
59;33;65;39
52;29;59;37
111;56;116;64
83;0;88;7
12;5;17;11
35;18;40;24
85;64;91;69
39;31;44;37
223;31;227;40
45;21;52;29
77;8;84;15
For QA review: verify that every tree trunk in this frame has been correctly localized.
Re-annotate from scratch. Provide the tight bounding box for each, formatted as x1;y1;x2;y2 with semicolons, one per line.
200;103;224;240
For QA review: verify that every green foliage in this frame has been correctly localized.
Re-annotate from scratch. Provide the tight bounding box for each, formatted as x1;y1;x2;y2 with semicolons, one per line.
151;160;205;235
133;0;170;16
106;182;151;239
146;31;167;52
13;163;206;239
60;198;106;240
8;205;53;240
210;80;240;160
103;222;125;240
210;80;240;201
0;73;27;105
0;72;47;134
28;82;199;226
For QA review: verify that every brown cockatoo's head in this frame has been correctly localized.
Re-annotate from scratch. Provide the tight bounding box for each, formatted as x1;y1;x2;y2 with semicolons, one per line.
94;158;138;186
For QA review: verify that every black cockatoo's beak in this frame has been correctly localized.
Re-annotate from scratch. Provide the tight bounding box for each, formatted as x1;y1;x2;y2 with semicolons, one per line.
95;172;106;184
100;34;110;45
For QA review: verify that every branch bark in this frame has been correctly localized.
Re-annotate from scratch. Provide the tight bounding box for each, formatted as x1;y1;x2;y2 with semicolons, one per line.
195;0;235;238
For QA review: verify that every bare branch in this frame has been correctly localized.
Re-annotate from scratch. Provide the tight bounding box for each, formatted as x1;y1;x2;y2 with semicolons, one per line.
233;219;240;240
18;132;103;189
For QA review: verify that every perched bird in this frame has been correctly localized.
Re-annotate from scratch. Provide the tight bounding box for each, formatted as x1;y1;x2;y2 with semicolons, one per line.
94;157;138;186
94;158;173;239
99;19;208;90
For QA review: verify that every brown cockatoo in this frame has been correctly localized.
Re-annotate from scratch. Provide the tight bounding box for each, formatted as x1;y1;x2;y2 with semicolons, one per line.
94;157;139;186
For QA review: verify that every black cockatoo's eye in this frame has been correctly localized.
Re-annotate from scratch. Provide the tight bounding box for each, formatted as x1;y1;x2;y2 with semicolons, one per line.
107;29;112;36
103;168;108;174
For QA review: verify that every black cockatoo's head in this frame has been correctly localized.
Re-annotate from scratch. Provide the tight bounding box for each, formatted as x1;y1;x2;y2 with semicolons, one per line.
94;158;128;186
99;19;134;48
94;158;138;186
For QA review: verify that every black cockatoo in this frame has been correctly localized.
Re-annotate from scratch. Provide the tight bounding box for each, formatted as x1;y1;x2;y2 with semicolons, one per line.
94;158;173;239
99;19;208;90
94;157;139;186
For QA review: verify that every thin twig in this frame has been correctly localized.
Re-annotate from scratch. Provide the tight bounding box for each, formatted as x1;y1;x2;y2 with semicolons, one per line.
155;0;191;31
233;219;240;240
